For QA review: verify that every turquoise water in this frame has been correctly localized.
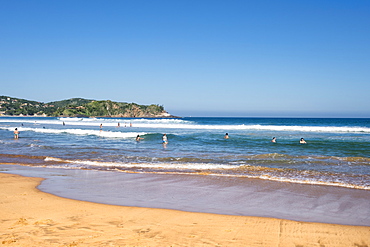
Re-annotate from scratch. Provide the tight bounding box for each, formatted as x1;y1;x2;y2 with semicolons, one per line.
1;117;369;190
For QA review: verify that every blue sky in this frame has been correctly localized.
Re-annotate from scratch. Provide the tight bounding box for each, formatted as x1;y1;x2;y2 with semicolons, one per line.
1;0;369;117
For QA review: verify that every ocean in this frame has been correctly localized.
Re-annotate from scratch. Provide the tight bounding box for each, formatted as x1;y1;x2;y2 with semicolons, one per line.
0;117;369;190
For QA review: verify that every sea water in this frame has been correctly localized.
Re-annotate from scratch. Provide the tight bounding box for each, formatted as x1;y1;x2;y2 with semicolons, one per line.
0;117;369;190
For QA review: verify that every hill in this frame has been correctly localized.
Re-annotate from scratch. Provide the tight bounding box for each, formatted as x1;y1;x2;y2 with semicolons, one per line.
0;96;177;118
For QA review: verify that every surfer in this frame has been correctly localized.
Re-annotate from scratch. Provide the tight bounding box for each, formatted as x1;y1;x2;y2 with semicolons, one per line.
14;128;19;139
300;138;307;144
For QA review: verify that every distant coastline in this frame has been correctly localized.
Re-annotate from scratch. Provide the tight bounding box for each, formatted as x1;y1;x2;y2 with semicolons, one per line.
0;96;180;118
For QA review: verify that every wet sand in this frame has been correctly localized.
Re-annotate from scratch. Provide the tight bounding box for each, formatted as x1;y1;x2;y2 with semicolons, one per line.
1;172;370;246
2;164;370;226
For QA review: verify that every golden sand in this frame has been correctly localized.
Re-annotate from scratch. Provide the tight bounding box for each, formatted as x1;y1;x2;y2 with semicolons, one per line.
0;173;369;246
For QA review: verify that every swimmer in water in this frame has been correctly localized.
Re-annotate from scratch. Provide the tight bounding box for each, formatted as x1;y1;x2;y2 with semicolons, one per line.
136;135;144;141
271;137;276;143
224;133;229;139
300;138;307;144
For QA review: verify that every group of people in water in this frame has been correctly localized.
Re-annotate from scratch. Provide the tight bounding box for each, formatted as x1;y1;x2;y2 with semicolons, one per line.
224;133;307;144
135;134;168;144
13;126;307;144
99;122;132;131
271;136;306;143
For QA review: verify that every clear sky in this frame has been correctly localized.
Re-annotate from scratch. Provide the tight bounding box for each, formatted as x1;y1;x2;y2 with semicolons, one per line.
1;0;369;117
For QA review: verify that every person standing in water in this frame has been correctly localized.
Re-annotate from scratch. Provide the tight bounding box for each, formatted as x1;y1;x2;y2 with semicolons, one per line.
162;134;168;144
136;135;144;141
14;128;19;139
224;133;229;139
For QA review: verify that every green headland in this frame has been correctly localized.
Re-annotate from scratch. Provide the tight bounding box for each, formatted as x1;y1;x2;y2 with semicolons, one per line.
0;96;177;118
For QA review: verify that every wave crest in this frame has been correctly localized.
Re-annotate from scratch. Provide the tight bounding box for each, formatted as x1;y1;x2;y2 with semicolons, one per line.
0;127;146;139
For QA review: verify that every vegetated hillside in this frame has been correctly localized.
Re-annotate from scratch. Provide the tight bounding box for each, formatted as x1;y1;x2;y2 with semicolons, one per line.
48;98;94;108
0;96;176;118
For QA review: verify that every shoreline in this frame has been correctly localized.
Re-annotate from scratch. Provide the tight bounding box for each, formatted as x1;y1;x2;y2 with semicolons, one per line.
2;164;370;227
1;172;369;246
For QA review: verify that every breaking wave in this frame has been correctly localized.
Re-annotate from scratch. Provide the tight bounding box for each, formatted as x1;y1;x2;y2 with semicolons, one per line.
0;126;146;139
1;117;369;133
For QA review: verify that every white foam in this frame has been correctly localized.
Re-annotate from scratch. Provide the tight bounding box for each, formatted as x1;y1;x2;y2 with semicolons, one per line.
1;117;369;133
44;157;240;170
41;157;370;190
0;126;146;139
56;122;370;133
254;174;370;190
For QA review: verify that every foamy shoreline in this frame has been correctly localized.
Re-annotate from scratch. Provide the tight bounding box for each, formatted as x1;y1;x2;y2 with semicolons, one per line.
1;172;369;246
2;164;370;226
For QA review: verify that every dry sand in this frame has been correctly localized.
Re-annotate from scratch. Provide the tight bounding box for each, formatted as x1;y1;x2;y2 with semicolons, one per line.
1;173;369;247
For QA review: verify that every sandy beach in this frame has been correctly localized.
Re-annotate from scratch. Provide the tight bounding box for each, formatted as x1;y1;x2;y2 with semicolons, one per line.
1;173;369;246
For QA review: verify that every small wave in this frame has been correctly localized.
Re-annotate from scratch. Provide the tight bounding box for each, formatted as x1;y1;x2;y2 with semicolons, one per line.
251;174;370;190
44;157;65;162
337;156;370;163
39;156;370;190
0;127;147;139
28;143;45;148
0;154;367;190
43;157;241;170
